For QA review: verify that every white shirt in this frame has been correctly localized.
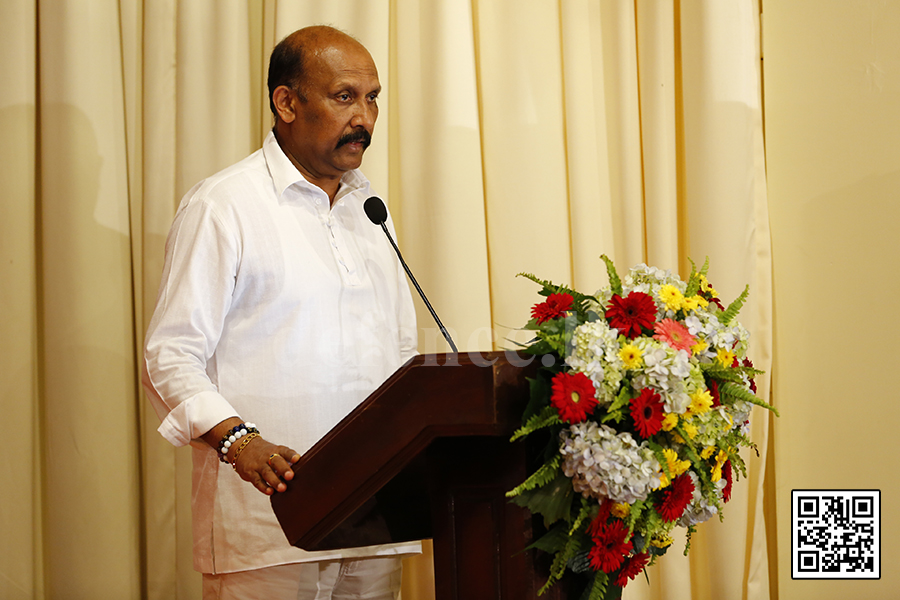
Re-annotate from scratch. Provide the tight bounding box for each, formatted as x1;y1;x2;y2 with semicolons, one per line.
143;131;419;573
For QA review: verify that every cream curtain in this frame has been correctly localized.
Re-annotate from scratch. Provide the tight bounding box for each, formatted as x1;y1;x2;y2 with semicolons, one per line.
0;1;771;599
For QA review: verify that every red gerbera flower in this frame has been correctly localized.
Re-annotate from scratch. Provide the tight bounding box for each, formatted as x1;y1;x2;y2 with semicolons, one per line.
605;292;657;339
550;372;598;423
587;500;614;537
531;293;574;323
722;460;733;503
588;519;632;573
656;473;695;522
615;553;650;587
630;388;664;438
708;379;721;407
741;357;757;393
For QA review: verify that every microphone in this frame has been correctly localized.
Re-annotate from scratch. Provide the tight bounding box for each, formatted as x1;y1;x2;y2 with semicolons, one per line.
364;196;458;353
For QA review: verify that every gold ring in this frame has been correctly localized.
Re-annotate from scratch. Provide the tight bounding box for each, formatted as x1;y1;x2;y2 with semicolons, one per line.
267;453;278;465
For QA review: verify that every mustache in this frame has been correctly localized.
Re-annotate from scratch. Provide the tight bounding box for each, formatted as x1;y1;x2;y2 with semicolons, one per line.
336;129;372;149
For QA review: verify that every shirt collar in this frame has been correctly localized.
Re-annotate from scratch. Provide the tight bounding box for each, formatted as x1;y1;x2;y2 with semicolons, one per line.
262;130;370;202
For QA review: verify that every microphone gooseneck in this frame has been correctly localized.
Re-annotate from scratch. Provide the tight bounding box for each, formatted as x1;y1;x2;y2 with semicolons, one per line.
364;196;458;353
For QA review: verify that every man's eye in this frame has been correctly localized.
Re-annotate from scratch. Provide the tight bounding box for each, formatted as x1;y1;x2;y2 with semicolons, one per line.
367;94;379;102
338;93;351;101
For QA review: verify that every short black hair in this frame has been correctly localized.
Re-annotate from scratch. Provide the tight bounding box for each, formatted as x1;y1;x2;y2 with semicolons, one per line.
267;35;305;117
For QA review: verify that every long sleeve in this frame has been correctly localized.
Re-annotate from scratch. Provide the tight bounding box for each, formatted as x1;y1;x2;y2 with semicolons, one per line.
143;193;241;447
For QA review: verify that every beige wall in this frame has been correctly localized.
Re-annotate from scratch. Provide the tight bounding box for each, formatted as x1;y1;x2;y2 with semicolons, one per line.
764;2;900;598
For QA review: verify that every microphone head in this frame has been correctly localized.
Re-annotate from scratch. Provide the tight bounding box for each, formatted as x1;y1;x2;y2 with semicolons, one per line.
364;196;388;225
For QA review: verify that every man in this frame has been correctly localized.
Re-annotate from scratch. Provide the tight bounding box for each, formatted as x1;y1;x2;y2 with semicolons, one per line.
143;26;418;599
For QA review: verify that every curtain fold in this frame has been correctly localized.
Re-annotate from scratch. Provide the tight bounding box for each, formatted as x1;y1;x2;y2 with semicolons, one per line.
34;0;143;597
0;1;40;598
0;1;772;598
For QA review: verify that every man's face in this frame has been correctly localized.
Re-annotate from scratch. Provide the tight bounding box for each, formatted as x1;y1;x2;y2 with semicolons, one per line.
288;42;381;179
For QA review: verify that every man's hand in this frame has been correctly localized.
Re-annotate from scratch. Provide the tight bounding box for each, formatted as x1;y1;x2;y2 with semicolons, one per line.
201;417;301;495
231;436;300;495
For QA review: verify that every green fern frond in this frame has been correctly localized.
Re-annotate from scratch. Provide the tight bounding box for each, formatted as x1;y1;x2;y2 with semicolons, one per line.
601;385;634;424
569;498;594;535
698;257;710;278
600;255;623;296
540;534;584;595
684;525;696;556
517;273;598;316
506;455;562;498
685;258;701;297
608;385;633;414
510;405;561;442
721;285;749;326
587;571;609;600
719;382;780;416
700;363;763;384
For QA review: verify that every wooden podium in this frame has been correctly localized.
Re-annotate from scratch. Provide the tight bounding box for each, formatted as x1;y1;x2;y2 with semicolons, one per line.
271;352;562;599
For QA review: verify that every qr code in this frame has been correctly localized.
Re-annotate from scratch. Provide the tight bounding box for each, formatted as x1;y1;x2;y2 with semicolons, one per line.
792;490;880;579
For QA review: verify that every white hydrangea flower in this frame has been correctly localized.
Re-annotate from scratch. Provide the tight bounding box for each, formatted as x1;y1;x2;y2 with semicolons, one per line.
560;422;662;504
565;320;624;405
630;342;692;414
677;471;723;527
690;407;734;446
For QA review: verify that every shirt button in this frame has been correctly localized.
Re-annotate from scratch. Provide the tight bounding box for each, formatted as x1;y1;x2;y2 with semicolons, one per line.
315;199;321;206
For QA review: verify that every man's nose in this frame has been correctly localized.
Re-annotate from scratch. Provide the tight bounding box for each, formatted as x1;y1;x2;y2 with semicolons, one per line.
350;99;377;130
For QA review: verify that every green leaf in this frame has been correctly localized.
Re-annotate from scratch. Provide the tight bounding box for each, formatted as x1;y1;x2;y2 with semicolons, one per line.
539;530;585;594
719;382;780;416
510;470;575;527
684;525;696;555
569;550;594;574
700;362;764;383
601;384;634;424
507;455;562;497
569;497;595;535
720;285;749;326
523;374;553;421
588;571;610;600
526;522;570;554
608;384;634;414
600;255;623;296
685;258;701;297
511;405;561;442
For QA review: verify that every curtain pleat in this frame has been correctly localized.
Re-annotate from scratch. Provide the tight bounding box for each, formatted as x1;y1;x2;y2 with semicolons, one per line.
35;0;143;597
0;1;772;598
0;1;41;598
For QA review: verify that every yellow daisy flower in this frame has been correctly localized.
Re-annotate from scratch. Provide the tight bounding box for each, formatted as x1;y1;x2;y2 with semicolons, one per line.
611;503;631;519
618;343;643;369
688;390;714;417
682;421;698;440
658;448;691;488
661;413;678;431
658;285;684;311
692;339;709;355
710;450;728;482
699;275;718;298
716;347;736;367
681;295;708;312
700;446;717;460
651;533;674;549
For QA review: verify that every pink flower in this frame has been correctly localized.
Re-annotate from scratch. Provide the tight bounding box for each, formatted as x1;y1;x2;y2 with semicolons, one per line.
653;319;696;353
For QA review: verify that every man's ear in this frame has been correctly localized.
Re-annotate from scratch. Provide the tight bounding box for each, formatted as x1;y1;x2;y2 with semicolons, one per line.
272;86;297;123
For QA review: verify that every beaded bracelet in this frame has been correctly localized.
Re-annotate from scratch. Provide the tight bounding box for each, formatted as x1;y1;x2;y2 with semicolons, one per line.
217;422;259;463
230;432;260;470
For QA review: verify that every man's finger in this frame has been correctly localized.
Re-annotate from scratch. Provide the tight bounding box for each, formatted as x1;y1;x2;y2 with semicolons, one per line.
261;466;287;492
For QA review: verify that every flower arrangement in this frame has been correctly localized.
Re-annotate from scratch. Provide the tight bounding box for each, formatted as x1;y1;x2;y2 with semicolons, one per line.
508;256;777;599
